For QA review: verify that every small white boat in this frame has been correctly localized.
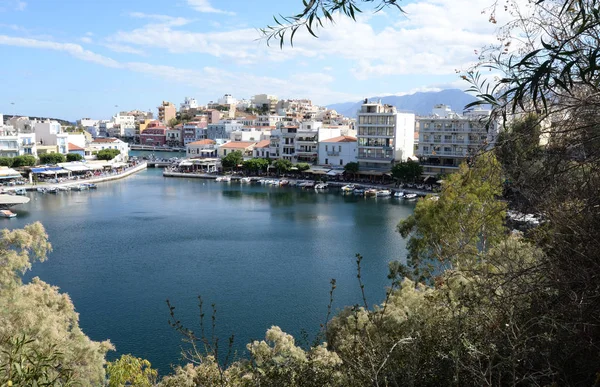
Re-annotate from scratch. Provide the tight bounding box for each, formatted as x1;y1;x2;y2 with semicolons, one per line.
376;189;392;197
341;184;355;192
314;183;328;190
36;187;47;193
404;193;418;200
279;180;289;186
353;188;365;195
58;186;70;191
14;188;27;195
86;183;98;189
0;210;17;218
215;176;224;182
394;191;404;198
241;177;252;184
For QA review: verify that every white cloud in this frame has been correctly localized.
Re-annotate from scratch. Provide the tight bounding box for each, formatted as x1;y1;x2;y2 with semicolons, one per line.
128;12;191;27
102;43;145;55
79;36;93;44
0;34;356;105
0;35;120;67
186;0;234;15
15;1;26;11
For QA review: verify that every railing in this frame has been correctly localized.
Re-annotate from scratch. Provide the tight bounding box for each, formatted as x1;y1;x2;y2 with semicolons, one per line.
419;151;467;157
327;151;340;156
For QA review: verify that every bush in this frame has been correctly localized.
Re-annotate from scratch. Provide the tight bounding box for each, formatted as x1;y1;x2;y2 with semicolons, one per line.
0;157;14;167
66;153;84;162
96;149;120;161
12;155;37;167
39;153;66;165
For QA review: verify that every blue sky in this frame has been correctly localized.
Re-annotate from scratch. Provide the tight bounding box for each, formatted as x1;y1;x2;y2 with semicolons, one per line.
0;0;515;120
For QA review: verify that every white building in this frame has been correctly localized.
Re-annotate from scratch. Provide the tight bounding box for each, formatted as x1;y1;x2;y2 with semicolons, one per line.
318;136;357;167
186;139;217;158
416;104;497;176
180;97;199;111
112;112;135;137
218;94;237;105
90;138;129;161
80;118;100;128
356;100;415;171
230;128;270;142
251;94;278;113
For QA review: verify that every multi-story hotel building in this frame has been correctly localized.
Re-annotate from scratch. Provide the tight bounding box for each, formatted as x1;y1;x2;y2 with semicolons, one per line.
416;104;497;176
356;100;415;171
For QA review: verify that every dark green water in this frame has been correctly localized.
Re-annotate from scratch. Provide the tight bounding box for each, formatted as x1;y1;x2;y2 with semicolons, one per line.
15;162;414;374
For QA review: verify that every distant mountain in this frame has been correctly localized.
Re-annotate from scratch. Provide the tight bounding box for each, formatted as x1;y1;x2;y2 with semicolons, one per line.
327;89;478;117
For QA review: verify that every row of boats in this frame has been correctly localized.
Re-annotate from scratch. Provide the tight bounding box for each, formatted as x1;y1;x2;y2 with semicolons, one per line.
341;184;418;199
213;176;421;199
35;183;98;194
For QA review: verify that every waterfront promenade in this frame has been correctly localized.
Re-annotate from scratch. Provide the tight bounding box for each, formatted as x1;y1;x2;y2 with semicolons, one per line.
2;162;148;193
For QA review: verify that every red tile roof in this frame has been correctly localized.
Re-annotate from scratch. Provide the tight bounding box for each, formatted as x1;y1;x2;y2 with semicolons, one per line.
188;139;216;146
254;140;271;148
92;137;119;143
220;141;256;149
68;142;85;151
321;135;357;143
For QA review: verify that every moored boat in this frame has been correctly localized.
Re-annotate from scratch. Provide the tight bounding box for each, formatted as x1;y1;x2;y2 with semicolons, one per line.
14;188;27;195
0;210;16;218
314;183;328;190
241;177;252;184
404;193;418;200
376;189;392;197
365;188;378;197
341;184;355;192
394;191;404;198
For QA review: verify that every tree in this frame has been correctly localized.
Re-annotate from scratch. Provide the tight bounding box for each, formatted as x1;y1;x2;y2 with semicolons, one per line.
97;149;120;161
107;354;158;387
0;223;113;386
0;157;14;167
243;158;270;174
12;155;37;167
397;153;506;280
66;153;84;162
272;159;292;175
221;151;243;171
168;118;180;128
391;160;422;183
295;162;311;172
344;161;359;178
39;153;66;165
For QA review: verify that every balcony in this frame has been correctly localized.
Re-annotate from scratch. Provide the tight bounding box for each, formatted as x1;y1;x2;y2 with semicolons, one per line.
327;151;340;156
295;150;318;155
419;150;467;157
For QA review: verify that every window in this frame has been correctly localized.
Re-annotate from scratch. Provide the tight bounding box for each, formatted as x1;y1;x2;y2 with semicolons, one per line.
325;158;328;164
423;146;429;152
340;159;343;165
325;145;328;151
338;146;342;152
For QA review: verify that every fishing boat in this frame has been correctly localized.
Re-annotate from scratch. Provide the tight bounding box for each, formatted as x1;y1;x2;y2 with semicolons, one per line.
376;189;392;197
14;188;27;195
394;191;405;198
404;193;418;200
341;184;355;192
314;183;328;190
353;188;365;195
241;177;252;184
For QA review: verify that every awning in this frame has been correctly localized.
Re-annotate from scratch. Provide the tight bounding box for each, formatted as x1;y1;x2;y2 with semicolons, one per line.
326;170;344;176
62;165;90;172
86;164;105;170
111;162;128;168
0;168;22;178
41;169;68;175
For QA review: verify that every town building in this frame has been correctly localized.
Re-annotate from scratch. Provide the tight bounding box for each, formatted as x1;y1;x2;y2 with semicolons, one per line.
68;143;85;158
252;140;271;158
251;94;278;114
180;97;198;112
89;138;130;161
140;121;167;146
218;141;256;158
356;100;416;171
166;126;182;147
186;139;217;158
416;104;497;176
0;116;37;157
182;121;207;145
207;120;244;141
157;101;177;124
318;136;357;167
230;127;269;142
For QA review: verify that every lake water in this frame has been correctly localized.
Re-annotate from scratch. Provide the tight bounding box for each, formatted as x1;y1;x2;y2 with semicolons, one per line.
14;156;414;374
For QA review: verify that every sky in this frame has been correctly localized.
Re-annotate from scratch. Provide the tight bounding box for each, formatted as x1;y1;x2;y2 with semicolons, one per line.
0;0;518;120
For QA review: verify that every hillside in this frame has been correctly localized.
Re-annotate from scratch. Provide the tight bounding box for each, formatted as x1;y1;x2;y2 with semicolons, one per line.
327;89;478;117
3;114;74;126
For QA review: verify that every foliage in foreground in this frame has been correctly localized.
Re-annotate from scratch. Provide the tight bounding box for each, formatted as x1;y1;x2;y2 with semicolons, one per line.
97;149;121;161
0;223;113;387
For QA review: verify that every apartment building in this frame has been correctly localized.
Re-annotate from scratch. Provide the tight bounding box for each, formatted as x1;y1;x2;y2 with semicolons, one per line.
416;104;497;176
157;101;176;124
356;100;415;171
